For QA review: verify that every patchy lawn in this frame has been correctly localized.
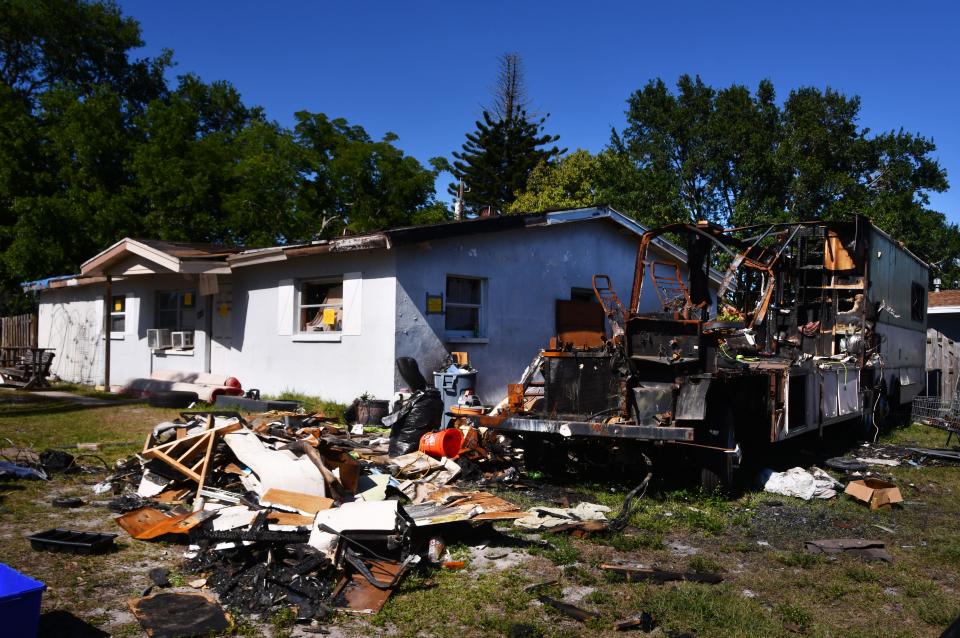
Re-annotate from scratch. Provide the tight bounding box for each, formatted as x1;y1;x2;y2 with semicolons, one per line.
1;392;958;637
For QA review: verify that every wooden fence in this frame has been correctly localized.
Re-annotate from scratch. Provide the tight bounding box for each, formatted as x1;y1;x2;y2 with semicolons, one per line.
0;313;37;349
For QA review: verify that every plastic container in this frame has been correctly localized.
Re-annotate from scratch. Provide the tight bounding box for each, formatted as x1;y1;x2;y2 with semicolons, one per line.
433;366;477;427
0;563;46;638
26;529;117;554
419;428;465;459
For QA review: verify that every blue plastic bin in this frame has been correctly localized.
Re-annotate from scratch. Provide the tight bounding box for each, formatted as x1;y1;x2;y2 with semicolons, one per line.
0;563;46;638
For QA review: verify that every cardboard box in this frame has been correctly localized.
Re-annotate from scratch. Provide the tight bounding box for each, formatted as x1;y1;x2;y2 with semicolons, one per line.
844;478;903;509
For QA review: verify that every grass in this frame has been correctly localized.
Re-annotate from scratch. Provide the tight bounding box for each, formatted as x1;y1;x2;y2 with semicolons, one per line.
2;393;960;638
266;390;348;421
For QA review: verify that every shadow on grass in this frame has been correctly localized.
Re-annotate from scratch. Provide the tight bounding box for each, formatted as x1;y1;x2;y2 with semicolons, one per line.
0;400;144;419
39;610;110;637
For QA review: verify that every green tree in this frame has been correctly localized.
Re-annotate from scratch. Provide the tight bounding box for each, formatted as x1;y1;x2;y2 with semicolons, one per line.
447;54;563;214
508;149;604;212
605;75;953;283
294;112;446;237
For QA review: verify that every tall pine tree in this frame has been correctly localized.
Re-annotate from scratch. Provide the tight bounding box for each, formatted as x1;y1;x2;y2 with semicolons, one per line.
447;54;563;214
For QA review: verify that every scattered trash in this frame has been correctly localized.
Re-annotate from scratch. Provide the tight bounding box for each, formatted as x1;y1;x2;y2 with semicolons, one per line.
855;457;901;467
129;591;231;637
0;461;47;481
759;467;842;500
147;568;170;588
844;479;903;509
600;562;723;584
50;496;84;508
538;595;599;622
26;529;117;554
515;502;611;530
824;457;869;473
614;610;657;631
804;539;893;563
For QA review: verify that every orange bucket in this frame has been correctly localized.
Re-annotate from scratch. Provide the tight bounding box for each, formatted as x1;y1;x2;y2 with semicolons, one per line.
419;429;465;459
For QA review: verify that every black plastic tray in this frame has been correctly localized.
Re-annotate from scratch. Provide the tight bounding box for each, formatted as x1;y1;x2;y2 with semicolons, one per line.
26;528;117;554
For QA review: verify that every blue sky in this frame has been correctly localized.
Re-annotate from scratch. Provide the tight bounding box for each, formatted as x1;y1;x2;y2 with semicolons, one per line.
119;0;960;222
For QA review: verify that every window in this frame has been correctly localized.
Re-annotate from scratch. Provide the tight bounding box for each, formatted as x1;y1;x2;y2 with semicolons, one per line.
299;279;343;333
911;282;926;322
111;295;126;333
445;276;484;337
155;290;196;332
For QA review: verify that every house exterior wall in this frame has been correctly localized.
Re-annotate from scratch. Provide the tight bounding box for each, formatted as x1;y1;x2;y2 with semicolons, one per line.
37;286;104;385
37;273;214;386
223;250;397;403
392;220;673;402
34;215;704;406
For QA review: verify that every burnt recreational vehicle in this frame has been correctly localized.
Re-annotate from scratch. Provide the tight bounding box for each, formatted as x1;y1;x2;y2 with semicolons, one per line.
488;216;928;489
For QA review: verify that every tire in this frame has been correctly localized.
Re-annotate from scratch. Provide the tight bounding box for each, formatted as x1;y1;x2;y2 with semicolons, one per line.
148;390;198;408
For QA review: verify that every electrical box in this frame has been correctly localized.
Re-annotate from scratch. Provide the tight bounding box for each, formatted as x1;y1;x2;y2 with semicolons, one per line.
147;329;172;350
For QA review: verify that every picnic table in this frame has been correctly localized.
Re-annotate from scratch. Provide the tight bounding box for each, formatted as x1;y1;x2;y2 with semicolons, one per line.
0;347;55;390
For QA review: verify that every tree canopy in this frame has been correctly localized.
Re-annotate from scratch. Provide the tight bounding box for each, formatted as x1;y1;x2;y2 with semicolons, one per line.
516;75;957;285
0;0;444;312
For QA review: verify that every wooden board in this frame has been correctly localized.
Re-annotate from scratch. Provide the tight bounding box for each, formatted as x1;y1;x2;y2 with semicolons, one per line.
261;488;334;515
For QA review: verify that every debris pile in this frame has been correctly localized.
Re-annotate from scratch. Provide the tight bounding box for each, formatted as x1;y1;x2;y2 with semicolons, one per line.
104;389;526;627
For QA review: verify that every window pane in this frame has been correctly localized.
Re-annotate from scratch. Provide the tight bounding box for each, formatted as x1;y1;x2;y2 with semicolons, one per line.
302;281;342;306
111;315;125;332
447;277;481;304
156;309;178;330
112;296;125;313
157;292;178;312
301;305;342;332
445;306;479;333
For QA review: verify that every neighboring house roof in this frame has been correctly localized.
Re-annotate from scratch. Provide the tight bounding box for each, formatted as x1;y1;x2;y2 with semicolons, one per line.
24;206;719;290
928;290;960;314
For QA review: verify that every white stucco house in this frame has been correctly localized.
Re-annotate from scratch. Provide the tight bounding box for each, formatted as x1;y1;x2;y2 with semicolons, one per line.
28;206;714;404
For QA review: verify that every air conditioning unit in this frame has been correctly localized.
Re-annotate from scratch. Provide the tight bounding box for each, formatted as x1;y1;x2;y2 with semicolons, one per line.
171;331;194;350
147;328;172;350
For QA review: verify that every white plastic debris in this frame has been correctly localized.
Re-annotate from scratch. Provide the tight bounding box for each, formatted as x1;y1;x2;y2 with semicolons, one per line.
514;502;611;530
759;466;843;500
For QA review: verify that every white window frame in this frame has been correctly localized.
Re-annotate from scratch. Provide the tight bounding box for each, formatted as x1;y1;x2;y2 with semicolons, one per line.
445;275;486;340
297;276;344;335
109;294;126;340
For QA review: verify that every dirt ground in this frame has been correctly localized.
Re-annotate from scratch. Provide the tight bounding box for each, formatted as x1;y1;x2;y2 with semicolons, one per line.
1;391;959;638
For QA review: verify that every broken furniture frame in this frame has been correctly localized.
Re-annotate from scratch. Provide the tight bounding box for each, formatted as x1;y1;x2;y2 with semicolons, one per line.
0;347;55;389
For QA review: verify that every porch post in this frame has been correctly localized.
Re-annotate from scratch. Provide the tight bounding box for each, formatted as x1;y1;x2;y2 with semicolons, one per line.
103;274;111;390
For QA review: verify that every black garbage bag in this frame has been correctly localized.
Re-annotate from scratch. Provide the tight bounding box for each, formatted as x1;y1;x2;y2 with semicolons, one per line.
396;356;428;392
387;389;443;457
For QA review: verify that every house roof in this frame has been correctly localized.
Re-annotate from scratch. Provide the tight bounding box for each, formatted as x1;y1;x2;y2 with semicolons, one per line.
79;238;239;277
226;206;700;274
929;290;960;314
26;206;718;290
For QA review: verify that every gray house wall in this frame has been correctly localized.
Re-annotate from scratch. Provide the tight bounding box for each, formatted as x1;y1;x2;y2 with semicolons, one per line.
393;219;668;402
